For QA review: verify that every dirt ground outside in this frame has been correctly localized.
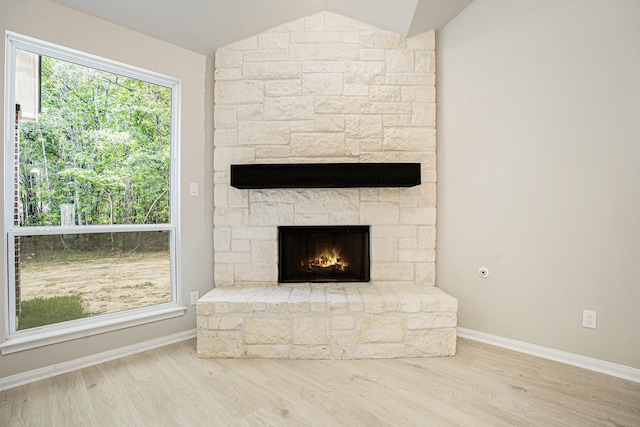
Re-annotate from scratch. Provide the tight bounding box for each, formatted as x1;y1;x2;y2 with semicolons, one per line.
20;252;171;316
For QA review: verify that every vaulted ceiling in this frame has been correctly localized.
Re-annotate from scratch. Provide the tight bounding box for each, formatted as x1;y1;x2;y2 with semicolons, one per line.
50;0;473;56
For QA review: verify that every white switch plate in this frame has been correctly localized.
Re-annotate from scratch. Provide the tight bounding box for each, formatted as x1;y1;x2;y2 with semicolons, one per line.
190;291;200;306
189;182;198;196
582;310;596;329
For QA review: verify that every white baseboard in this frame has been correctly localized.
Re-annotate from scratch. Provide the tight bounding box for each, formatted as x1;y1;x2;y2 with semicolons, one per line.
458;327;640;384
0;329;196;392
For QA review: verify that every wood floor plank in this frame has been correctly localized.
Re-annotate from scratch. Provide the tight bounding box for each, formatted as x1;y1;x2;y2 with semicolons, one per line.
1;338;639;426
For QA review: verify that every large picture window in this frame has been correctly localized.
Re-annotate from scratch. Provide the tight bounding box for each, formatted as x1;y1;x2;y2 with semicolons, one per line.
3;33;182;345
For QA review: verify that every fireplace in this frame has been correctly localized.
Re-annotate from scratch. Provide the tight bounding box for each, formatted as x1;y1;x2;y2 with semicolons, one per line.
278;226;370;283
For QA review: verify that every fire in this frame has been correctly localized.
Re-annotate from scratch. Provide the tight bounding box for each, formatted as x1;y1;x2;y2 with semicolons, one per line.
302;246;350;272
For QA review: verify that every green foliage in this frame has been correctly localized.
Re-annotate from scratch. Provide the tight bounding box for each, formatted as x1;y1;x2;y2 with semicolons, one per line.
18;53;172;227
17;295;88;330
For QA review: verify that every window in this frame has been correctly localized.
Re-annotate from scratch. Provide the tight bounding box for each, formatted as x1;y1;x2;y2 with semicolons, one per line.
3;33;183;350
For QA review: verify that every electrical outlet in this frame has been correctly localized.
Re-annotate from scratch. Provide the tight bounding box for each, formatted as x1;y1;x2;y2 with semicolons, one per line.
582;310;596;329
190;291;200;306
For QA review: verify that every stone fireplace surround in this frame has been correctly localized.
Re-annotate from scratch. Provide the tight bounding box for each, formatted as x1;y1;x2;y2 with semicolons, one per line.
197;11;457;359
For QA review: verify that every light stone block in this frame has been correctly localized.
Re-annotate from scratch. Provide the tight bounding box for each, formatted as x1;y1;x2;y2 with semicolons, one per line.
267;287;292;313
386;50;415;73
418;226;436;249
359;202;400;225
197;331;243;358
411;103;436;127
407;31;435;50
289;120;315;132
309;286;326;312
245;345;290;358
345;62;385;85
370;102;412;115
242;62;302;79
214;105;237;129
343;84;369;96
293;346;331;359
265;79;301;97
196;302;215;316
304;13;324;31
215;49;243;68
214;129;237;147
213;147;255;171
215;80;264;104
214;228;231;251
238;121;290;145
249;201;294;226
293;190;359;214
315;115;345;132
214;208;249;227
315;97;369;114
227;36;258;51
237;104;263;121
402;86;436;103
288;286;311;313
332;316;355;330
369;86;402;102
294;317;329;345
302;73;343;96
323;12;351;31
360;32;405;49
415;263;436;287
383;127;436;152
383;114;411;127
197;315;208;330
289;44;316;61
316;44;358;61
371;238;398;262
407;313;457;330
357;315;405;343
264;97;314;121
356;344;404;359
415;50;436;74
213;264;234;287
400;207;436;226
245;317;291;344
332;330;355;359
345;115;382;139
359;49;386;61
405;330;445;357
235;264;277;282
291;133;347;157
208;316;244;330
344;287;363;312
251;240;278;264
386;73;435;86
214;68;242;81
290;31;342;44
256;146;291;159
371;263;414;282
326;287;348;314
243;50;288;62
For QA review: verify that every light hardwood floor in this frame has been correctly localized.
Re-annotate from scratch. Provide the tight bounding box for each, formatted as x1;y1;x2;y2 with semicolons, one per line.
1;338;639;426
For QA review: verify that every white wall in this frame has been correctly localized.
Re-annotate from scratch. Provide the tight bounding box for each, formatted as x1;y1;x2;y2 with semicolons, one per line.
0;0;213;378
437;0;640;368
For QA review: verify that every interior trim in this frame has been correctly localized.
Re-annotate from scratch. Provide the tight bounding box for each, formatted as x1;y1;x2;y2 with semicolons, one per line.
0;329;196;392
458;327;640;383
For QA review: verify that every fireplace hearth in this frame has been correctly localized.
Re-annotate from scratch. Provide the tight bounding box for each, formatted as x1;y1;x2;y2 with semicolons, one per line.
278;226;370;283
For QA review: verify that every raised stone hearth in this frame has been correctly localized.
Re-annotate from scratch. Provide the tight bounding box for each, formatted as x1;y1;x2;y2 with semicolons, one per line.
197;285;457;359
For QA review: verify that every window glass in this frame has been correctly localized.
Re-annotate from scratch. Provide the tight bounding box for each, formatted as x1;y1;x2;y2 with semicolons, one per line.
7;35;179;334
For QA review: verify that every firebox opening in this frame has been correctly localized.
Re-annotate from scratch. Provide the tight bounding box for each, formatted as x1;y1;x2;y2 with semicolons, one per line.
278;226;370;283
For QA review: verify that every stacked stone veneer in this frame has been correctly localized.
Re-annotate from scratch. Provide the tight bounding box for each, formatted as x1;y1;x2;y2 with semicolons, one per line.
200;12;456;359
197;285;457;359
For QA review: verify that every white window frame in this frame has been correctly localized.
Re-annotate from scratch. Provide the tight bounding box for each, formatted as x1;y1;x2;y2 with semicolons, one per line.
1;32;185;354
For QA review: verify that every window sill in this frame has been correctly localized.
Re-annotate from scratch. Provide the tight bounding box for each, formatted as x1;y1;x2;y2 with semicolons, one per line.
0;305;187;355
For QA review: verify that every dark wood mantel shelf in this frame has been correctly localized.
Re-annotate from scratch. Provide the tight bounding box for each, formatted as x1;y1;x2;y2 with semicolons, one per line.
230;163;421;189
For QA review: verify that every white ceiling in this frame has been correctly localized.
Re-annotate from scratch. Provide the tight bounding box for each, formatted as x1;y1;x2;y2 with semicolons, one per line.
50;0;473;56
